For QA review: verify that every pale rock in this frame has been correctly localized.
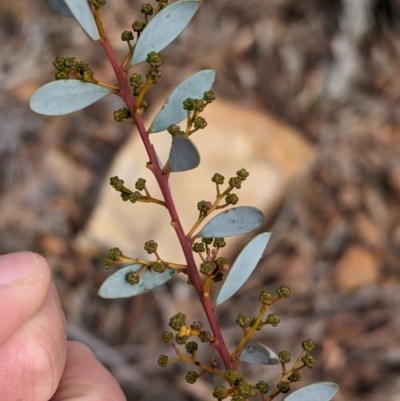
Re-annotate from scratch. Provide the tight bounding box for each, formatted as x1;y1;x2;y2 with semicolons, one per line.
74;99;313;263
335;245;380;290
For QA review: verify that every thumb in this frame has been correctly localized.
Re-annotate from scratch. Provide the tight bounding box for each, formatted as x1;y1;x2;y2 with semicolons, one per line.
0;252;51;346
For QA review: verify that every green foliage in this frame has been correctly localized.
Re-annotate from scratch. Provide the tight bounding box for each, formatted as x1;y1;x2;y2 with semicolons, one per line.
31;1;338;400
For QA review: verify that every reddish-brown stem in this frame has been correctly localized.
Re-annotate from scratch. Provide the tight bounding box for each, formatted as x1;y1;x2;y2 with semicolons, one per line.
98;23;232;370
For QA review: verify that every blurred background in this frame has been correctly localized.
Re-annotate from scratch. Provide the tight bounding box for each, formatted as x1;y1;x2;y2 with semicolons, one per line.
1;0;400;400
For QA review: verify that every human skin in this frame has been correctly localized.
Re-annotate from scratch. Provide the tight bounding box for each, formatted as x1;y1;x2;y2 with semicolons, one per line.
0;252;127;401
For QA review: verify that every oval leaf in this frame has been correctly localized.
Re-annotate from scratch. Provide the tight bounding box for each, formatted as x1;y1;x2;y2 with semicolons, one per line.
64;0;100;40
149;70;216;133
216;232;270;305
46;0;74;17
239;341;279;365
284;383;339;401
169;136;200;172
30;80;111;116
198;207;265;239
98;264;178;299
131;0;200;66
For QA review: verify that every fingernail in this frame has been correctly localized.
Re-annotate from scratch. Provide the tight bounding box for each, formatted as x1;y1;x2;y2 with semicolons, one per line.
0;252;39;285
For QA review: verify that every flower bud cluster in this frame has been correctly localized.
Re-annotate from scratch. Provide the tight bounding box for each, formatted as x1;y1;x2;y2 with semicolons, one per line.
265;313;280;327
278;350;291;364
186;371;199;384
167;124;184;136
53;56;96;82
126;271;140;285
121;30;134;41
141;3;154;15
153;259;165;273
132;20;146;32
212;173;225;185
185;341;198;354
144;240;158;254
101;247;122;269
135;178;146;191
113;108;130;122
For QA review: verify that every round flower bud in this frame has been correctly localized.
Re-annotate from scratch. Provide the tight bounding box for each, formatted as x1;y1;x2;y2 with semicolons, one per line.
278;351;291;364
203;90;216;103
255;381;269;394
288;371;301;382
132;20;146;32
183;98;195;111
185;371;199;384
236;313;250;328
199;330;212;343
110;176;124;190
193;116;207;129
192;242;205;253
101;258;112;269
259;289;274;305
302;355;316;368
146;51;162;68
157;354;168;367
109;247;122;261
277;381;290;393
162;331;173;343
190;321;202;331
225;369;243;382
212;385;228;399
169;313;186;331
53;56;66;70
276;285;290;298
213;271;224;282
185;341;198;354
229;177;242;189
135;178;146;191
153;260;165;273
200;262;215;276
144;240;158;254
225;193;239;205
266;313;280;327
213;238;226;248
128;191;141;203
211;173;225;185
126;272;140;285
121;30;134;41
141;3;154;15
55;71;69;80
301;339;315;352
236;168;249;181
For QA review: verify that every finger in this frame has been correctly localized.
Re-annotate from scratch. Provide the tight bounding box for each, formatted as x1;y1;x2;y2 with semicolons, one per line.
0;283;67;401
0;252;51;346
51;341;127;401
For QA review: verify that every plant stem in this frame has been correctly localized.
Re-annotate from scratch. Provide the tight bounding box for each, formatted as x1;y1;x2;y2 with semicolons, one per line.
98;21;233;370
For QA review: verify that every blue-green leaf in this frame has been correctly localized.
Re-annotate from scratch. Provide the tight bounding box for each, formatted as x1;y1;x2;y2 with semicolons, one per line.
98;264;178;299
64;0;100;40
29;80;111;116
130;0;200;66
216;232;270;305
239;341;279;365
169;136;200;172
149;70;216;133
198;207;265;239
284;383;339;401
46;0;73;17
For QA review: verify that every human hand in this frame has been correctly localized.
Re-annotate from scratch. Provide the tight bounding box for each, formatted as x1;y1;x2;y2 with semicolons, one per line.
0;252;127;401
